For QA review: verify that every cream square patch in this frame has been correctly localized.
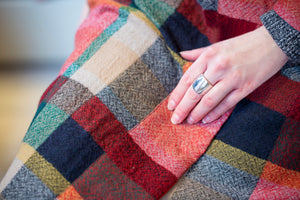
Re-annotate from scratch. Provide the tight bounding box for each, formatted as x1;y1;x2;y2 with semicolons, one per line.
82;37;139;85
71;67;106;95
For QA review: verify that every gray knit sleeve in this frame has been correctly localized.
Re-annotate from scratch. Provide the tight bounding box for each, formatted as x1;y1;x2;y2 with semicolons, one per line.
260;10;300;63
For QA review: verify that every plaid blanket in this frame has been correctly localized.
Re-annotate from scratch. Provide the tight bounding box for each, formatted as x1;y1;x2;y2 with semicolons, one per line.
1;0;299;199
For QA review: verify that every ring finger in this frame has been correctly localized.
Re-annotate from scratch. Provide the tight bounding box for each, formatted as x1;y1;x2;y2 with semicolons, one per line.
171;74;215;124
187;78;235;124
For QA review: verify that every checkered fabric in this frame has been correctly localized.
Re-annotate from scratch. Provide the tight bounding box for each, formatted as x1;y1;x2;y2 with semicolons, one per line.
0;0;299;199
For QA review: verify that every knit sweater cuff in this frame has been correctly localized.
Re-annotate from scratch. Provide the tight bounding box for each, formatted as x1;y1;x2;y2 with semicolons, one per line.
260;10;300;63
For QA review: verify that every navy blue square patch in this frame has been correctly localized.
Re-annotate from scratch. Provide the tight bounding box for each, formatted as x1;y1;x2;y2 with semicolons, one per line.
216;99;285;160
37;117;104;182
160;11;210;53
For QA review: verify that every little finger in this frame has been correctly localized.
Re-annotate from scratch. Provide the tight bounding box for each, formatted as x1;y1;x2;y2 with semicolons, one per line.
202;90;245;124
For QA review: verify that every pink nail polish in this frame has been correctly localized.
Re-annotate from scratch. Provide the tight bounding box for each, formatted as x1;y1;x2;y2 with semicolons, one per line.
171;114;180;124
168;100;176;111
202;116;210;124
187;116;194;124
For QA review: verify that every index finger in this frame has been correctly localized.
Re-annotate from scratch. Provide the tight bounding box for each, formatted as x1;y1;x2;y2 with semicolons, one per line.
167;58;206;111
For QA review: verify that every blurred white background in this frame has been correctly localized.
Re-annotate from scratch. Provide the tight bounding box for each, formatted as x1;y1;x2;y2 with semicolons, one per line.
0;0;86;181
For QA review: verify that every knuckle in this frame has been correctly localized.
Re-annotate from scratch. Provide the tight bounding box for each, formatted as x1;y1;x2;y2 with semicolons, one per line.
206;46;217;56
201;96;215;109
181;74;193;87
214;63;226;72
220;56;230;68
187;88;199;101
231;69;244;83
175;106;188;117
202;46;216;60
243;80;256;92
220;98;232;111
213;57;230;72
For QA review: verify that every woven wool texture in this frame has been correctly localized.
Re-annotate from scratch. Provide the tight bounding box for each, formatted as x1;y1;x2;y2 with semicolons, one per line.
1;0;299;199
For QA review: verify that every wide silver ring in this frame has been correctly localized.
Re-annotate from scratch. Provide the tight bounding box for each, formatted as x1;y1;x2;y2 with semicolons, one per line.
192;74;212;95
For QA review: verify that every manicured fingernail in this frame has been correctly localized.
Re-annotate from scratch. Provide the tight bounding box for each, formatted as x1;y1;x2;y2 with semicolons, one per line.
168;100;176;111
179;51;188;56
202;116;210;124
171;114;180;124
187;116;195;124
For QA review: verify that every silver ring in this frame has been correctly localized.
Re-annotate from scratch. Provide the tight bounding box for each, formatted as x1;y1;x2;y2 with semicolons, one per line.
192;74;212;95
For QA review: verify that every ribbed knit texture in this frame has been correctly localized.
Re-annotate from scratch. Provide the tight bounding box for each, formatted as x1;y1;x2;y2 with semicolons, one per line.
281;61;300;82
261;10;300;63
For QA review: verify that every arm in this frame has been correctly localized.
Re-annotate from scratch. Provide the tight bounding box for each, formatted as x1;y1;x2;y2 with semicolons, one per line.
168;1;300;125
168;25;289;125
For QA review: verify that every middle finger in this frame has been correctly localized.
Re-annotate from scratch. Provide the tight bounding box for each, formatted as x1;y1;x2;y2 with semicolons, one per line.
187;78;234;124
170;74;213;124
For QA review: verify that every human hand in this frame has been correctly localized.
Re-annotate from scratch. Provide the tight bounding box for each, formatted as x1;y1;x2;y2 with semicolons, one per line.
168;26;289;124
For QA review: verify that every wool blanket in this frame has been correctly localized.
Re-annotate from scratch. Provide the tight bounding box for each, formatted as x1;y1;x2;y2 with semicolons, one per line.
0;0;299;199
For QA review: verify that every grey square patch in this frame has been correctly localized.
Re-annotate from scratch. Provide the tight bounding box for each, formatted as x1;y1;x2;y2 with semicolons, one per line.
1;165;55;200
197;0;218;10
97;87;139;130
141;37;183;94
49;79;94;115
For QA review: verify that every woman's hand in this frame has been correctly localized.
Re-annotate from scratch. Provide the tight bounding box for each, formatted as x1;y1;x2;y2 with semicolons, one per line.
168;26;289;124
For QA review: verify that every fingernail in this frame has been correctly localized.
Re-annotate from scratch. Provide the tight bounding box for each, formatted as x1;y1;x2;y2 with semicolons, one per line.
171;114;180;124
202;116;210;124
187;116;195;124
179;51;187;56
168;100;176;111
